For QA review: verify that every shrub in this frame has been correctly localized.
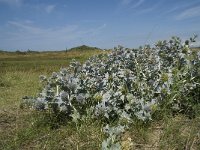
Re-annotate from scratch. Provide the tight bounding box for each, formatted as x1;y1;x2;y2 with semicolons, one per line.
22;36;200;149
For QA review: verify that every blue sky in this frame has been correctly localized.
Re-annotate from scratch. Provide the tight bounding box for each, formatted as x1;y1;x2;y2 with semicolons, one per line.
0;0;200;51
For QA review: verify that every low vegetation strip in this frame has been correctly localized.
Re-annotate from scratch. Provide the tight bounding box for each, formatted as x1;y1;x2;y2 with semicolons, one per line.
0;48;104;73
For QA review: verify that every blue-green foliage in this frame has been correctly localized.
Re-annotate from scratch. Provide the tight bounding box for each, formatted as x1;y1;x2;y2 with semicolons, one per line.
22;36;200;149
102;125;125;150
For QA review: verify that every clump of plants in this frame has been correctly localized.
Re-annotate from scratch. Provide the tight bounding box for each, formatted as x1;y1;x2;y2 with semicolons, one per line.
22;36;200;149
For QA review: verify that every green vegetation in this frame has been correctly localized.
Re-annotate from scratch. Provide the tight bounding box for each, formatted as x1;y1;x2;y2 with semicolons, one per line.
67;45;101;52
0;48;102;73
0;43;200;149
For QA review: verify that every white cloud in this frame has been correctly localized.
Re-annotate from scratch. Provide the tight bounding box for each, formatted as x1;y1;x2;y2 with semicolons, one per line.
121;0;145;8
176;6;200;20
135;2;160;15
164;6;180;15
120;0;161;15
163;1;200;15
0;21;107;50
131;0;145;8
24;20;34;24
8;21;48;34
45;5;56;13
86;24;106;36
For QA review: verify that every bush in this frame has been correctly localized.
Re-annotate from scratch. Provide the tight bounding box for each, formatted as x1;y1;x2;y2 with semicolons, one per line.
22;36;200;149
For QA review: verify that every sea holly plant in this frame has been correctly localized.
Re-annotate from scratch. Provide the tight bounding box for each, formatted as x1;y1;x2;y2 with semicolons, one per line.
102;125;125;150
22;35;200;149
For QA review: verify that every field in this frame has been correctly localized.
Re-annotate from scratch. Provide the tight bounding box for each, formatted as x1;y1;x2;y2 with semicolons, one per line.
0;47;200;149
0;49;105;149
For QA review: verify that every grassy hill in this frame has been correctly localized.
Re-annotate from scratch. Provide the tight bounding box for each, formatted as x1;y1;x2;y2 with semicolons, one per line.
67;45;102;52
